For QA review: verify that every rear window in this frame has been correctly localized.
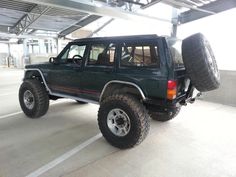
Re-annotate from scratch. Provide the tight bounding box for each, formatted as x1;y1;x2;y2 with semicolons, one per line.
167;38;184;68
120;43;159;67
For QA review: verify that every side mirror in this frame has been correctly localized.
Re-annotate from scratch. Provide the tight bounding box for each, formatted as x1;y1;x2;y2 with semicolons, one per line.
49;57;59;64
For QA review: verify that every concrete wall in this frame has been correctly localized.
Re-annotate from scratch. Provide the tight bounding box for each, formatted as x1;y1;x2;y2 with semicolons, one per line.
201;70;236;107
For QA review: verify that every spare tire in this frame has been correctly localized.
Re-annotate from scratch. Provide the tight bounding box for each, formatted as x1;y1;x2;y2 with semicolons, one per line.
182;33;220;92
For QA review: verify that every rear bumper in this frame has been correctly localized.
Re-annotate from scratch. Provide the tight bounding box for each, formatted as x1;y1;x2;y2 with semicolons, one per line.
144;85;201;111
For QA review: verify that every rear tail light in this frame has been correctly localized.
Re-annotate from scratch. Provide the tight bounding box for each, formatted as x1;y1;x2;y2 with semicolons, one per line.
167;80;177;100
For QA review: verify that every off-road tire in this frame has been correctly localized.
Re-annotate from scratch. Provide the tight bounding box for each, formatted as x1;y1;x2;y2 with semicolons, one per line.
182;33;220;92
150;107;181;122
98;94;150;149
19;79;49;118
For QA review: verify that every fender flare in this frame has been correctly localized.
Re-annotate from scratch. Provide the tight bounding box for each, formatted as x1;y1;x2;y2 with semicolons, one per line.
24;69;51;93
99;80;146;102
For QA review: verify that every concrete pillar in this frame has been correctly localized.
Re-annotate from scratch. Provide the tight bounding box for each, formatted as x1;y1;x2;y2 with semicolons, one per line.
56;38;59;55
171;8;179;38
7;43;11;68
51;38;57;54
46;39;52;54
23;39;29;66
39;39;46;54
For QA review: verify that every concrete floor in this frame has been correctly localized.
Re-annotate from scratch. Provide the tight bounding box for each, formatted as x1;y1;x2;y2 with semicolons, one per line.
0;68;236;177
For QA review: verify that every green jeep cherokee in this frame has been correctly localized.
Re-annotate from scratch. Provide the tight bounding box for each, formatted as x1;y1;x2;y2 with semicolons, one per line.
19;33;220;149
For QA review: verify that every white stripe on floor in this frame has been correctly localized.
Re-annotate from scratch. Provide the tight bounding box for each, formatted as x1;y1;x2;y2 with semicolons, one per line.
0;100;70;120
0;111;22;119
26;133;102;177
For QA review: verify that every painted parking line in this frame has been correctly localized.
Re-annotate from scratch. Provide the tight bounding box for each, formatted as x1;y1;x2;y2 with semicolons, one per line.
26;133;102;177
0;100;72;120
0;111;23;120
0;105;64;120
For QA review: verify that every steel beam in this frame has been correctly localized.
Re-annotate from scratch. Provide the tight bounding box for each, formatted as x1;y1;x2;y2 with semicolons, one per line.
17;0;171;23
180;0;236;24
140;0;163;9
162;0;215;14
122;0;146;6
58;15;101;38
27;29;37;35
0;39;9;43
87;18;114;37
10;5;51;35
0;32;57;39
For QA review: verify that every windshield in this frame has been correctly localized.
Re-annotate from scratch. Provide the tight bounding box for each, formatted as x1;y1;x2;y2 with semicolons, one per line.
167;38;184;68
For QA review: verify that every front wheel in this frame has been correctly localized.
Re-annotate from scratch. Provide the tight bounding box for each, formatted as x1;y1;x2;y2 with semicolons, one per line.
150;107;181;122
19;79;49;118
98;94;150;149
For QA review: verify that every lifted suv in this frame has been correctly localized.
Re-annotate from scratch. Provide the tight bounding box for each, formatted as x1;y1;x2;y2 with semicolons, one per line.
19;33;220;149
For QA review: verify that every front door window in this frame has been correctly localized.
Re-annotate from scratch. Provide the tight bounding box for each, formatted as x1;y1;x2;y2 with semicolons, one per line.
61;44;86;65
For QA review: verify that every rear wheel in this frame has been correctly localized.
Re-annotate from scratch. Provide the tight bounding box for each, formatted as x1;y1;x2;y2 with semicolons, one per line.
98;94;150;149
150;107;181;122
19;79;49;118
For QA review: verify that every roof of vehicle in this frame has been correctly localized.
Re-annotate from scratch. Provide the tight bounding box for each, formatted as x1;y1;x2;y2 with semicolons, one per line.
72;34;160;43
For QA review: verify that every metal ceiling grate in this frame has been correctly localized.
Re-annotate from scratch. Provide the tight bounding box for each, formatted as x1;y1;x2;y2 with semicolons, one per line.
0;0;89;20
162;0;218;8
0;0;35;12
45;7;88;20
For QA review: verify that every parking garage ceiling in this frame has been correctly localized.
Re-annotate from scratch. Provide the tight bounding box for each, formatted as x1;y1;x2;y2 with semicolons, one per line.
0;0;235;40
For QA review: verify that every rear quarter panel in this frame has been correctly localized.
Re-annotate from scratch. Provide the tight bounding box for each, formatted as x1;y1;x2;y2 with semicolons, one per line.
116;38;168;99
